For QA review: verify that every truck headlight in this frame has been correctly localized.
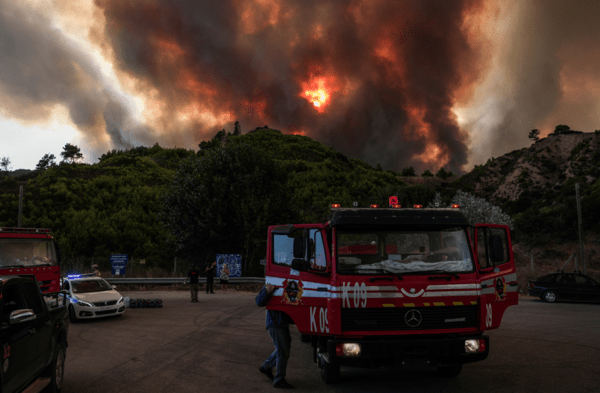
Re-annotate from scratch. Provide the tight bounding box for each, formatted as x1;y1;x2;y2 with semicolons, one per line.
336;343;361;357
465;339;485;353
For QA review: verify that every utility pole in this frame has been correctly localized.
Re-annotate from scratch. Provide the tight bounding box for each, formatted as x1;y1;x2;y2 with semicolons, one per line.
575;183;586;274
18;185;23;228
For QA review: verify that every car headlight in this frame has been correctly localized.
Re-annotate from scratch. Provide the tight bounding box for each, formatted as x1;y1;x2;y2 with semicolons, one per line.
73;298;93;307
117;297;124;304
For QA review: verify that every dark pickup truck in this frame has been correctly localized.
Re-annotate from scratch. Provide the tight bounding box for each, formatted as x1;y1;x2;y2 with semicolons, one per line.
1;276;69;393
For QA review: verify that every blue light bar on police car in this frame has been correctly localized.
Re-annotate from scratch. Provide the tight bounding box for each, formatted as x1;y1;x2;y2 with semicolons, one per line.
67;273;97;279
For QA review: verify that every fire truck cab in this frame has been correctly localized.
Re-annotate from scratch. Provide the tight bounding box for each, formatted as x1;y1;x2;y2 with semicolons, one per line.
265;203;518;383
0;227;61;293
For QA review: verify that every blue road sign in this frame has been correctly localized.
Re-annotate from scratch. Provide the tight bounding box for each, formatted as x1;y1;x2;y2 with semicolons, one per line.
216;254;242;278
110;254;128;275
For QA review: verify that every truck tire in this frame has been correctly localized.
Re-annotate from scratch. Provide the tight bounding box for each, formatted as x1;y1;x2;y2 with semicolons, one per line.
68;305;78;323
42;344;66;393
437;364;462;378
320;359;340;384
542;290;557;303
301;334;311;343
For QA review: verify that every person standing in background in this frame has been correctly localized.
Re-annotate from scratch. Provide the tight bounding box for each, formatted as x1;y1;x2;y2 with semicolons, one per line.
186;265;200;302
205;261;216;294
220;263;230;293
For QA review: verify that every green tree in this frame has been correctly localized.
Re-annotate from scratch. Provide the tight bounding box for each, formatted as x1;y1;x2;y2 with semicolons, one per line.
436;167;454;179
60;144;83;164
233;121;241;136
421;169;434;177
0;157;10;173
451;190;513;227
401;166;416;176
36;153;56;171
554;124;570;134
528;129;540;142
161;143;296;275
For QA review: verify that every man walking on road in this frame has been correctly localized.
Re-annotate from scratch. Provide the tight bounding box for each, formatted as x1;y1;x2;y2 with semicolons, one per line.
205;261;216;294
186;265;200;302
256;284;294;389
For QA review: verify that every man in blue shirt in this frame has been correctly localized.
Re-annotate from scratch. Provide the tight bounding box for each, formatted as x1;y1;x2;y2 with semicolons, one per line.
256;284;294;389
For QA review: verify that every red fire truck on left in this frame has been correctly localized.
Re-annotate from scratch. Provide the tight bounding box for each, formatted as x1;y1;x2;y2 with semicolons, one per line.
0;227;61;293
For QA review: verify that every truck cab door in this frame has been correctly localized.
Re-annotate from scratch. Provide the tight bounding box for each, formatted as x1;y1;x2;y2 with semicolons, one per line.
267;224;333;335
474;224;518;331
1;284;32;393
21;280;52;375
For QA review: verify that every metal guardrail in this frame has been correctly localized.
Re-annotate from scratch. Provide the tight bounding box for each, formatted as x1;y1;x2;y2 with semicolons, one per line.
104;277;266;285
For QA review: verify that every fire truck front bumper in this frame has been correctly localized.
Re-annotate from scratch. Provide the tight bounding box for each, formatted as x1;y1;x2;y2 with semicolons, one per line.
326;336;489;369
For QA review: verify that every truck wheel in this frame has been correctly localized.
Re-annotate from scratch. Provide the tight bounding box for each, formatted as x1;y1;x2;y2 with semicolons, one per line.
68;305;78;323
42;344;66;393
320;360;340;384
542;290;557;303
301;334;311;343
437;364;462;378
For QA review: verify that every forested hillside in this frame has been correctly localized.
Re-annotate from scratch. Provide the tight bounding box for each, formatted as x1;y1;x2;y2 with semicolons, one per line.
3;127;598;276
0;130;451;274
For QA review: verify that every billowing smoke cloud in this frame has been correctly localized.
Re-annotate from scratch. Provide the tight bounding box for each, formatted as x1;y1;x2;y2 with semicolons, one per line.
95;0;482;173
460;0;600;167
6;1;596;173
0;1;154;159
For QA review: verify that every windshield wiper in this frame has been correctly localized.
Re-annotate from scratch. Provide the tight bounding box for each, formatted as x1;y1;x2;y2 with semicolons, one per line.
359;268;404;280
427;270;460;280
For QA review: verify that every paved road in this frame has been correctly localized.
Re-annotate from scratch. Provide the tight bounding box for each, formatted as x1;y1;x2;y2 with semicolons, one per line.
62;292;600;393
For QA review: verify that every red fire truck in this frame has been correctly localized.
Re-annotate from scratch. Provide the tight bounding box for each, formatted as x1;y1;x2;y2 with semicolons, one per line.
265;203;518;383
0;227;61;293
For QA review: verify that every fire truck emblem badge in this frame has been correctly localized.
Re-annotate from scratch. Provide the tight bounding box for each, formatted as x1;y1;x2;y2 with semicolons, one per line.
401;288;425;297
282;279;304;305
405;309;422;327
495;277;507;301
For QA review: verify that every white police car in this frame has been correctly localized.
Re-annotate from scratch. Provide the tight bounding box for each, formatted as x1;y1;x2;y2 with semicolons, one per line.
63;273;125;322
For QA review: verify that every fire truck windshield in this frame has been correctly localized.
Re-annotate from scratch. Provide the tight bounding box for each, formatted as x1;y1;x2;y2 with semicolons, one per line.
337;227;474;274
0;239;58;268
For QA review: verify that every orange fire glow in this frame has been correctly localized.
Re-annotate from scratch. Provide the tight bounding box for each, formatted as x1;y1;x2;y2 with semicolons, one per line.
406;105;449;167
290;129;306;136
300;75;338;113
238;0;287;34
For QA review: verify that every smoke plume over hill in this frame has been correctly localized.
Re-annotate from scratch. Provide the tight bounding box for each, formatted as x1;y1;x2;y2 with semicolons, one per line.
1;1;599;172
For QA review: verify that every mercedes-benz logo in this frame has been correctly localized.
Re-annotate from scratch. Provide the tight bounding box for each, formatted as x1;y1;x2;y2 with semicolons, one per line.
405;309;422;327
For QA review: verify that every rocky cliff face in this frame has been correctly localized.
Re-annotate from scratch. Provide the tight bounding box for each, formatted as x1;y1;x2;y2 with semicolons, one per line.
454;131;600;207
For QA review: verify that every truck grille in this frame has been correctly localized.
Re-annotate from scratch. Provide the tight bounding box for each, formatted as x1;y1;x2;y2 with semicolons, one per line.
341;305;477;331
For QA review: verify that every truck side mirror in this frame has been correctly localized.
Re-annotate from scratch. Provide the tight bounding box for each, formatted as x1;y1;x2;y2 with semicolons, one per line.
489;235;505;263
9;309;35;325
291;259;309;271
293;236;304;259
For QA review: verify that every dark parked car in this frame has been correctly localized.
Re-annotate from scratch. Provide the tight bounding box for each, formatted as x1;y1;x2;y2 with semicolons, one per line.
528;272;600;303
